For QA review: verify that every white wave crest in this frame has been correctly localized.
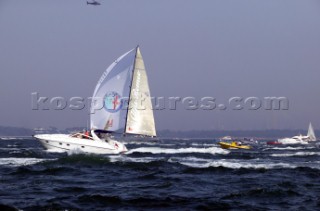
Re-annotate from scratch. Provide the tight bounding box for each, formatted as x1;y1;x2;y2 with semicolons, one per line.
271;152;320;157
0;137;16;140
108;155;320;170
0;137;31;140
263;146;316;151
109;155;163;163
67;148;86;155
0;147;20;151
190;143;217;147
126;147;229;155
172;158;296;169
0;157;51;167
122;142;176;147
169;156;211;162
46;148;66;153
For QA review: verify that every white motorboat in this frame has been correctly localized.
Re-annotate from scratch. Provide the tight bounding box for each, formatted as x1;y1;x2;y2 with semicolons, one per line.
35;130;127;154
35;46;156;154
277;135;309;145
278;123;316;145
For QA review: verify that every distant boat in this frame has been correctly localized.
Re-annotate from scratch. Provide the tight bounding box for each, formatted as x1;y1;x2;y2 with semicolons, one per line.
307;122;317;141
218;141;251;150
220;136;232;141
33;127;49;134
277;123;316;145
266;141;282;145
35;46;156;154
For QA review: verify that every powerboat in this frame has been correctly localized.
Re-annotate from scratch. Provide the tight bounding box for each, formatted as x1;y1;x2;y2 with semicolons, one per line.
35;46;157;154
277;123;316;145
218;141;251;150
35;130;127;154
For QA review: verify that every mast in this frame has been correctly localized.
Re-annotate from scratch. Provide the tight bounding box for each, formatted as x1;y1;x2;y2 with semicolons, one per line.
123;46;139;134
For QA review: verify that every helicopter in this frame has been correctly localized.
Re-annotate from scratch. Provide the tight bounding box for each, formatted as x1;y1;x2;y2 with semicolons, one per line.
87;0;101;6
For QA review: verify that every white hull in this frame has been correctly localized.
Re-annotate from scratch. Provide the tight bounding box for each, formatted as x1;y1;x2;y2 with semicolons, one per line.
277;138;308;145
35;134;127;154
278;123;317;145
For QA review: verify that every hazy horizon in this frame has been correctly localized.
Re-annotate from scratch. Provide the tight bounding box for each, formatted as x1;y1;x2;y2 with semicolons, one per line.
1;0;320;131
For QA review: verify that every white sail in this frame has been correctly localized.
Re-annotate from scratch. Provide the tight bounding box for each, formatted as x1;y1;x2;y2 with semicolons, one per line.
307;122;316;141
125;47;156;137
90;48;136;131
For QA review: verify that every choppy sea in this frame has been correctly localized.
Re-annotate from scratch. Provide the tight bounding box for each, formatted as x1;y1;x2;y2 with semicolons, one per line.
0;137;319;210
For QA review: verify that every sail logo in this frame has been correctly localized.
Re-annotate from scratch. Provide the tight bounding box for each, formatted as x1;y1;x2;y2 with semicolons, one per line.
104;91;122;113
106;118;113;128
129;70;142;122
107;119;113;127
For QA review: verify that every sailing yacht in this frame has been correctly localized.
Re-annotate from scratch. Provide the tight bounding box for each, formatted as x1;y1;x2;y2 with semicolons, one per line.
35;46;156;154
277;123;316;145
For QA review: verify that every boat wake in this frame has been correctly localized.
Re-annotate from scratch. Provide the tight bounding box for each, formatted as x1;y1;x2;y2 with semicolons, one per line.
123;141;176;147
190;143;217;147
46;148;66;153
67;148;87;155
126;147;229;155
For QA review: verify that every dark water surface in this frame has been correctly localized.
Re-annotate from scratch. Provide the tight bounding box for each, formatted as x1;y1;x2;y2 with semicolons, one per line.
0;137;319;210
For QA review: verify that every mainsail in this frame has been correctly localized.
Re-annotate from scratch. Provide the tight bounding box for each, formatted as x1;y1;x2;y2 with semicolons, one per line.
125;47;156;137
307;122;316;141
90;47;156;137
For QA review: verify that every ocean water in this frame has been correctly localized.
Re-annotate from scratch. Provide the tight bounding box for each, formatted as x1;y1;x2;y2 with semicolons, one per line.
0;137;319;210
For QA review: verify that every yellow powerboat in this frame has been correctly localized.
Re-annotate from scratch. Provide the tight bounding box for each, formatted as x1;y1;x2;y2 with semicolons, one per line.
218;141;251;150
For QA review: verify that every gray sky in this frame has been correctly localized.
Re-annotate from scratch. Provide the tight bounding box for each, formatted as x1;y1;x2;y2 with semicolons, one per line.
0;0;319;131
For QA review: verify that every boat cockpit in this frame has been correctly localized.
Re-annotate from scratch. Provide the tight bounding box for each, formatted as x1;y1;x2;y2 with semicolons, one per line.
70;132;94;140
